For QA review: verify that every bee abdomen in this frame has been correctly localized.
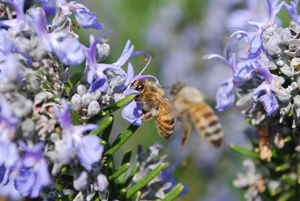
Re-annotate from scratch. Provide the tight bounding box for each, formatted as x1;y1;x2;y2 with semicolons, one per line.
155;116;175;139
189;103;223;147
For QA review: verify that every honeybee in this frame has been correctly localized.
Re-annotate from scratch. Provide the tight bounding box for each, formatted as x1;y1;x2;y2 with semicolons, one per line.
169;82;223;150
131;79;175;139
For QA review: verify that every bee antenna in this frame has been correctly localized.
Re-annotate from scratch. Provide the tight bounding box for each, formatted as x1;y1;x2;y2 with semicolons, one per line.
122;82;134;92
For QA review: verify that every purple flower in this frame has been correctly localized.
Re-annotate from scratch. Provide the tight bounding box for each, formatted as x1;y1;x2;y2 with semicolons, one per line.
14;141;50;198
121;60;160;126
73;171;89;191
246;0;285;29
27;7;85;65
229;0;285;60
0;0;29;31
215;77;235;112
84;33;120;93
244;62;279;115
37;0;61;18
0;97;19;167
161;161;189;197
0;54;21;82
54;99;103;171
94;173;108;192
0;29;14;59
284;0;300;24
0;166;21;200
67;1;104;30
202;53;242;111
114;40;153;68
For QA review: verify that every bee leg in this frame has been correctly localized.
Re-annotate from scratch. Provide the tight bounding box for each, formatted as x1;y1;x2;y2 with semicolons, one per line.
142;110;153;121
181;114;192;152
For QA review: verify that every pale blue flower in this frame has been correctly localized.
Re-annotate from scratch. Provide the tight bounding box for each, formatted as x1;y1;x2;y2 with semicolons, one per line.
284;0;300;24
54;99;103;171
14;141;50;198
27;7;85;65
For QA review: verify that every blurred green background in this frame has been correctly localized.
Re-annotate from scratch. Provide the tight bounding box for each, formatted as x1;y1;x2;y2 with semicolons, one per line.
70;0;294;200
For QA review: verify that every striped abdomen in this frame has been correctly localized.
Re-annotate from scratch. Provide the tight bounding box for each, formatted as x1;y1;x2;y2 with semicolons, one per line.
189;102;223;147
155;103;175;139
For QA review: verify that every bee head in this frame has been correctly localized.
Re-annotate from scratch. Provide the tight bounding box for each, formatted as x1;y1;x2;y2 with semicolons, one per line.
131;79;146;93
169;81;186;99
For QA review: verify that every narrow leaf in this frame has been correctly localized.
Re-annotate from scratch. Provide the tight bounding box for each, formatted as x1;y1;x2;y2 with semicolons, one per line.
90;115;114;135
90;94;136;122
124;163;139;188
278;191;293;201
230;144;259;158
101;115;114;142
275;163;291;172
281;174;297;186
105;124;139;157
64;72;83;95
157;183;184;201
121;148;132;165
270;187;283;196
116;149;132;189
70;110;82;125
132;191;142;201
109;163;130;181
125;163;165;199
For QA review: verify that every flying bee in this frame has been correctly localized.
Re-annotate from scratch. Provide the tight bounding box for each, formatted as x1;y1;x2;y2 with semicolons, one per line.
169;81;224;150
131;79;175;139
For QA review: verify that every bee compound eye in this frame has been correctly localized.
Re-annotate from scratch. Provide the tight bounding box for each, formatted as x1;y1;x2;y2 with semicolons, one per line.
136;84;144;92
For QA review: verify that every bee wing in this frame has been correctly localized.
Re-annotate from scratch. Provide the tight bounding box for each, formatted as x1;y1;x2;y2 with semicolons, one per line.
189;102;223;148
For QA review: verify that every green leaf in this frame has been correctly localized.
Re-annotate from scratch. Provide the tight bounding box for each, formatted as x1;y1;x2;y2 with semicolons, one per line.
155;183;184;201
125;163;165;199
109;163;130;181
132;191;142;201
101;115;114;142
90;115;114;135
275;163;291;172
70;110;82;125
230;144;259;158
89;94;136;122
277;191;293;201
270;187;283;196
124;163;139;188
284;136;292;143
115;149;132;190
105;124;139;157
281;174;297;186
64;72;83;95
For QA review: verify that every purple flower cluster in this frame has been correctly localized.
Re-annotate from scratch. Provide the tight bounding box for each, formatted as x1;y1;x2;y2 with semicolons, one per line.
0;0;163;200
203;0;298;119
205;0;300;199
